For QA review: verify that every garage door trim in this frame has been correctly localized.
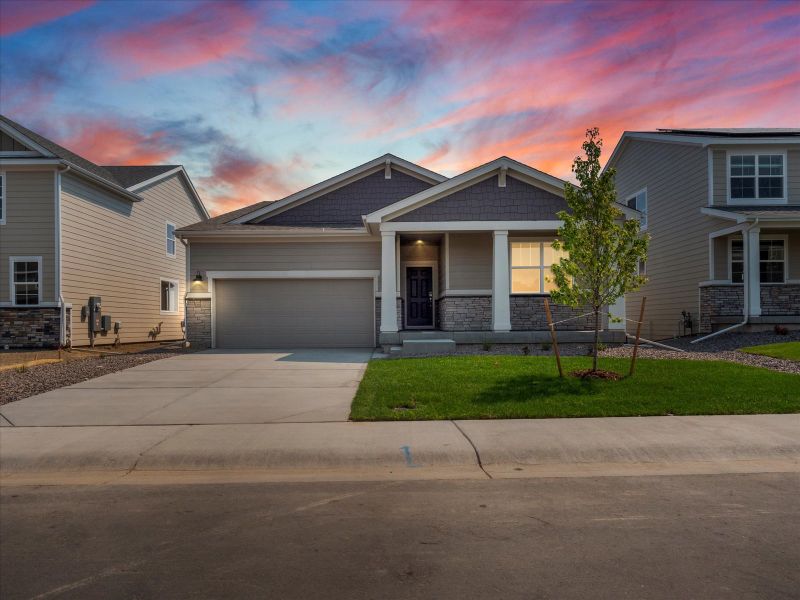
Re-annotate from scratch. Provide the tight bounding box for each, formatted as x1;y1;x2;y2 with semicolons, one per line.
207;270;380;348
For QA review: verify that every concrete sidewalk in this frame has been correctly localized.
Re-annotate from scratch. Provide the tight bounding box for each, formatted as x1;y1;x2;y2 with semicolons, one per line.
2;414;798;484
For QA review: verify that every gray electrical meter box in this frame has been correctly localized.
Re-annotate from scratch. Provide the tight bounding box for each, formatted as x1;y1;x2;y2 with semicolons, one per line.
88;296;102;333
100;315;112;332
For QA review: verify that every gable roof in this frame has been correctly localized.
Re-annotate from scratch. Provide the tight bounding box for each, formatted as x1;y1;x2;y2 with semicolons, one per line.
229;153;447;224
0;115;208;217
365;156;639;226
606;128;800;170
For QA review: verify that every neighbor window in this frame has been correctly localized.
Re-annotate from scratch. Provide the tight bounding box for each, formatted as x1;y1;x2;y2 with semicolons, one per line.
729;238;785;283
160;279;177;312
0;171;6;224
166;223;176;256
626;189;647;228
11;257;41;305
730;154;784;200
511;241;566;294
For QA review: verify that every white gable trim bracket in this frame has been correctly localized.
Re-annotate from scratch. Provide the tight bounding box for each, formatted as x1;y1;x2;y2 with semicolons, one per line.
229;153;447;225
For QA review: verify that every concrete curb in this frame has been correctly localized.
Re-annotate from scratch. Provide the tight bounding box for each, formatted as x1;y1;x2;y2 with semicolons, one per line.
1;415;798;481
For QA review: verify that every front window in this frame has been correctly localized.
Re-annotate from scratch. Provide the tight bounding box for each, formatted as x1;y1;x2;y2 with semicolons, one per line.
626;189;647;228
160;279;177;312
730;238;785;284
730;154;784;201
166;223;176;256
11;257;41;305
511;241;566;294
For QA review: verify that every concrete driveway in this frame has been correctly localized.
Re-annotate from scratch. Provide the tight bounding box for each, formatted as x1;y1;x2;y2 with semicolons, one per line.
0;349;372;426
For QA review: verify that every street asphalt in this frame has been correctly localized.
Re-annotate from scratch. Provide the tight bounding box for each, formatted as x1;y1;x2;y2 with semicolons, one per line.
2;473;798;599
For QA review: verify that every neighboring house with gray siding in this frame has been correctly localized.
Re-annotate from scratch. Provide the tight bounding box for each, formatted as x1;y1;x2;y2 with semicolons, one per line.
608;128;800;340
178;154;637;350
0;115;208;348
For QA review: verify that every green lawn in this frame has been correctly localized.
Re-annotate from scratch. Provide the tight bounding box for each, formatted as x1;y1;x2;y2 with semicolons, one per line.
740;341;800;362
350;356;800;421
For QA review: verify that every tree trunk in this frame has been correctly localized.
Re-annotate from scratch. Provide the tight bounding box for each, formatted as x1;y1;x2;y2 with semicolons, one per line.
593;308;600;372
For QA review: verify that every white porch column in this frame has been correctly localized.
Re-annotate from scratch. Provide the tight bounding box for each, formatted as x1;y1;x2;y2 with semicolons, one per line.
492;230;511;331
608;295;626;330
380;231;398;332
746;227;761;317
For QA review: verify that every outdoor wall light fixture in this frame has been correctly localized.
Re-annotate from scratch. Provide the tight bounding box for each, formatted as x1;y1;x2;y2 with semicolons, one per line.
193;271;203;282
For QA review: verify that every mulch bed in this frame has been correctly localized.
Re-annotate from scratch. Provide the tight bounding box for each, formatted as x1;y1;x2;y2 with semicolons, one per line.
570;369;623;381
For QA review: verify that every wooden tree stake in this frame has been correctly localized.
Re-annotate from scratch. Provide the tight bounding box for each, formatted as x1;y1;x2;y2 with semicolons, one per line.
629;297;647;376
544;298;564;378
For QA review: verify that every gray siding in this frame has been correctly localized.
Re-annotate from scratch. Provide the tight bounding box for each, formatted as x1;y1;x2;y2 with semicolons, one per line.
395;174;567;222
0;170;56;303
1;131;33;152
61;172;205;346
448;233;492;290
712;146;800;205
189;240;380;293
615;139;729;340
261;168;432;227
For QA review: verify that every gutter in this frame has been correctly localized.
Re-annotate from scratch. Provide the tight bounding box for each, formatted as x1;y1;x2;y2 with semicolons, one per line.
691;218;760;344
63;161;143;203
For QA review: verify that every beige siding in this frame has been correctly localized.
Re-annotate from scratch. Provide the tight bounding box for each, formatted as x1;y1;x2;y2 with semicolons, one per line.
713;236;728;280
790;230;800;280
61;173;205;346
448;232;492;290
0;170;56;303
615;139;730;339
712;145;800;204
712;229;799;282
190;240;380;291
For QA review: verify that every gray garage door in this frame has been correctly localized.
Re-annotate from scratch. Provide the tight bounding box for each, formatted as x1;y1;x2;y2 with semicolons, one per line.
215;279;375;348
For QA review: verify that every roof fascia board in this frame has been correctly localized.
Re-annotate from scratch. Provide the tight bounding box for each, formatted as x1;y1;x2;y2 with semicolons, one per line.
230;154;447;225
0;121;55;157
700;207;745;222
64;164;143;203
0;158;62;168
129;166;210;219
379;220;565;232
175;227;371;239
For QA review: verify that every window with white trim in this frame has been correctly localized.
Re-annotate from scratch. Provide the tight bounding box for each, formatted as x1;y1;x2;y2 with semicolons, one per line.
11;257;41;305
729;238;785;284
626;189;647;228
166;222;176;256
511;241;566;294
730;154;784;200
160;279;178;312
0;171;6;224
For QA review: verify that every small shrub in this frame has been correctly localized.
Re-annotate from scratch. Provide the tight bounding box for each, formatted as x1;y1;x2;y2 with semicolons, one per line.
17;363;28;373
482;342;492;352
522;345;530;355
596;342;607;352
540;342;551;352
774;325;789;335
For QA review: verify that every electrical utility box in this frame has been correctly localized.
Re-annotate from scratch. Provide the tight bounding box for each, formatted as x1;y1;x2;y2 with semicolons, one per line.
88;296;102;333
100;315;112;332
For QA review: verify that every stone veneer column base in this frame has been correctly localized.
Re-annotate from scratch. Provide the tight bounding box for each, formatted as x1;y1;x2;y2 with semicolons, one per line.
186;298;212;347
510;296;600;331
0;307;62;349
438;296;492;331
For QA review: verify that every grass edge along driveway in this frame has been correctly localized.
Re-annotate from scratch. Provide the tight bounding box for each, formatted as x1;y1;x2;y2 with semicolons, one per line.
350;356;800;421
740;341;800;362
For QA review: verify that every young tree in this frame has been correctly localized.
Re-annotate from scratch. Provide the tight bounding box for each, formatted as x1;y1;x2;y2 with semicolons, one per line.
550;128;649;373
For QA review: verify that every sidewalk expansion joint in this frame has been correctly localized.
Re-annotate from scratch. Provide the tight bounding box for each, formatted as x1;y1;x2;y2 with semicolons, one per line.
451;421;492;479
119;425;191;480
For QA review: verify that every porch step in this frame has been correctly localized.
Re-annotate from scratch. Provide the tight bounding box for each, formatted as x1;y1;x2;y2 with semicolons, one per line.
398;330;455;341
400;338;456;356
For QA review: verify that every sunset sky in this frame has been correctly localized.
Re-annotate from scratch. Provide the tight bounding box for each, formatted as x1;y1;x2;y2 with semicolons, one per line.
1;0;798;215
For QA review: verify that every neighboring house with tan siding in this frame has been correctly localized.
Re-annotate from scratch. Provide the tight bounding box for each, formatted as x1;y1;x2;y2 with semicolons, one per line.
177;154;637;351
608;128;800;340
0;115;208;349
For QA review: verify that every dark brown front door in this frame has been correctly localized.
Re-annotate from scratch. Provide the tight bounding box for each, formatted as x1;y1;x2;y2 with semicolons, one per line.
406;267;433;327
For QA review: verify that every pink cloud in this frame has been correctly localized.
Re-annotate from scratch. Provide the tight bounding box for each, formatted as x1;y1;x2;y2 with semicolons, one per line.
99;1;260;77
58;118;177;165
0;0;94;36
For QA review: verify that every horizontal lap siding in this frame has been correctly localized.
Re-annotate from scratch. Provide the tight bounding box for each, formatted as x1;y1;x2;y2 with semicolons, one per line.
615;140;728;340
447;233;492;290
61;173;204;346
190;241;380;287
0;171;56;302
713;146;800;204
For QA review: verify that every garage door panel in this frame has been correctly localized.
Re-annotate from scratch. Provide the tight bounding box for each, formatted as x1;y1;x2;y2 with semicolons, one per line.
215;279;374;348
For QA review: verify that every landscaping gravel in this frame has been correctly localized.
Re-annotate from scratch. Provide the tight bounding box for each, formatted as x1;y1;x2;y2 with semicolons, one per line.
0;350;184;406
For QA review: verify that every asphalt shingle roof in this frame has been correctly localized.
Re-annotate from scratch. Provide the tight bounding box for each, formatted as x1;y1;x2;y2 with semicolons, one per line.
655;128;800;137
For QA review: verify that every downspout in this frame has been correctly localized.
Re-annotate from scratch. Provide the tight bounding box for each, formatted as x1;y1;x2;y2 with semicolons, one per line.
180;237;190;344
56;163;71;347
691;218;759;344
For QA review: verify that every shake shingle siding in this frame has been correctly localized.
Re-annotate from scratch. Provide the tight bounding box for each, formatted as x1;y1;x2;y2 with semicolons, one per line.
261;169;432;227
394;175;567;222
